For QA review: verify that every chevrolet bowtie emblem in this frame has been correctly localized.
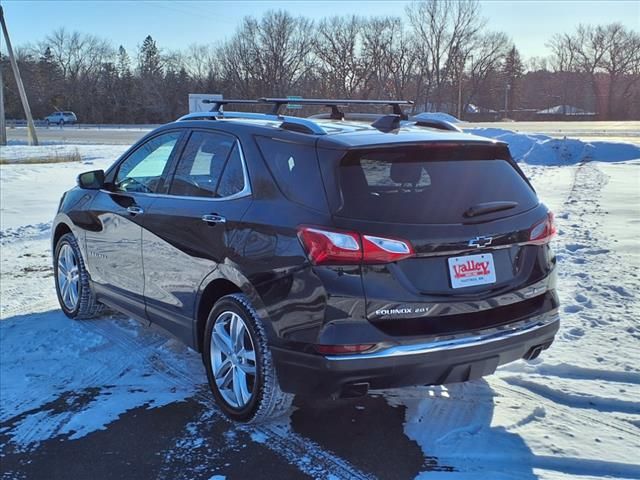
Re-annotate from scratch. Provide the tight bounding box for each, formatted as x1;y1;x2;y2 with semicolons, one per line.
468;236;493;248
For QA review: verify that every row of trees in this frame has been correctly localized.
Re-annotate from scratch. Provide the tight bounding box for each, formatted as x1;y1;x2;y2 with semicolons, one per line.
3;1;640;123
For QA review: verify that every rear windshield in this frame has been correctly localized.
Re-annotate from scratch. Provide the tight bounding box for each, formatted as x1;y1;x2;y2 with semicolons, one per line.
334;145;537;224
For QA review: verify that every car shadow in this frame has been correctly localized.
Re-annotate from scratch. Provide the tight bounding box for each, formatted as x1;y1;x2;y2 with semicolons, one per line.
5;310;635;479
290;379;538;479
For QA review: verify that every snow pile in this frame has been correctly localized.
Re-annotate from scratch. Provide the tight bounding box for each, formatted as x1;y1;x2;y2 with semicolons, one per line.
467;127;640;165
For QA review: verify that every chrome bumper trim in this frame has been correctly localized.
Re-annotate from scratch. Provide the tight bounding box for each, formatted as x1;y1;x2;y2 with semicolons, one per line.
325;313;559;361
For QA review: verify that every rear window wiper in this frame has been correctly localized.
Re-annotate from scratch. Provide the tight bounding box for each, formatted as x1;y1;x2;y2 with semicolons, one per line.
464;201;518;218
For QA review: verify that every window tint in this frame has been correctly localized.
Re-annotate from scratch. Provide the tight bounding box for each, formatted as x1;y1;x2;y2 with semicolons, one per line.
217;144;245;197
115;131;181;193
255;136;327;211
169;131;234;198
335;147;538;224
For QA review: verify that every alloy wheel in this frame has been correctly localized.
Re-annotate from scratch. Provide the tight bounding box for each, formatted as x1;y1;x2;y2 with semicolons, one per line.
57;243;80;310
210;311;257;408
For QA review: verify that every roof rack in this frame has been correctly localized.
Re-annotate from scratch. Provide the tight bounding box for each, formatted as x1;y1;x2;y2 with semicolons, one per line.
259;97;414;120
202;99;260;113
178;97;417;135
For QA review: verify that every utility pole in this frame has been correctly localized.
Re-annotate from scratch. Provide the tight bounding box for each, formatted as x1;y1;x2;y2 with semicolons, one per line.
0;57;6;146
504;83;511;119
457;70;463;120
0;5;38;145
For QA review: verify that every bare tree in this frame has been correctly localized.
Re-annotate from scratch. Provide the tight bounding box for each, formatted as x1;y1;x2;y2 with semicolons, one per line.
361;17;417;101
549;23;640;118
219;11;315;98
184;43;220;90
406;0;485;110
464;31;510;112
598;23;640;118
314;15;366;98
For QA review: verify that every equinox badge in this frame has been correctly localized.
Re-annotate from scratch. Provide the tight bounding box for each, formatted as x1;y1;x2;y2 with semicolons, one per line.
468;236;493;248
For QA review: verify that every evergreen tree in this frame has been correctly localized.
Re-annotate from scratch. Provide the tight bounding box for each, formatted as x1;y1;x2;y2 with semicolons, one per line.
503;45;524;114
139;35;162;77
116;45;132;78
35;47;62;115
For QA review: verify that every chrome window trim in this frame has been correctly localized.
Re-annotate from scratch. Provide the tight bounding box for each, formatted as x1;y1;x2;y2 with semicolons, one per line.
325;312;559;361
104;137;252;202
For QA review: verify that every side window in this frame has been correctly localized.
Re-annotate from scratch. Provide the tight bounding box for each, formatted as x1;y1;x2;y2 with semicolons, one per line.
115;131;181;193
217;144;245;197
255;136;327;210
169;131;239;198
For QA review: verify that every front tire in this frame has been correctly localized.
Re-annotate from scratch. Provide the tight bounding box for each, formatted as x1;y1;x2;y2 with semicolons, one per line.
54;232;103;319
203;294;293;423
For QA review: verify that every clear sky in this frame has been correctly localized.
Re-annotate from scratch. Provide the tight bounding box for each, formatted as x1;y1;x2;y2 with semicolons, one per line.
2;0;639;59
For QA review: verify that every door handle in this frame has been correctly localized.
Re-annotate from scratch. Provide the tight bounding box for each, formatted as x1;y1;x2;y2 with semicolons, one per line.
202;214;226;224
127;206;144;215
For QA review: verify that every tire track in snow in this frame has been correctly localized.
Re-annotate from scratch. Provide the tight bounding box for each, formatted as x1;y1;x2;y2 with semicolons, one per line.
497;160;640;436
77;318;374;480
493;381;639;438
0;236;373;479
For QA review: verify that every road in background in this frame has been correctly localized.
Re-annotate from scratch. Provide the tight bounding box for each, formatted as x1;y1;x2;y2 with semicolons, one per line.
5;121;640;145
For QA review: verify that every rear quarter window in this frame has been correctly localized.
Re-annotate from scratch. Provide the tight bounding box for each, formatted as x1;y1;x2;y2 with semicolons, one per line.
255;136;328;212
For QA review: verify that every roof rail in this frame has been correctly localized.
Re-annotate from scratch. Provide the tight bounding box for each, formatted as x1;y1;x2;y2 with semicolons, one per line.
202;99;260;113
259;97;414;119
177;111;327;135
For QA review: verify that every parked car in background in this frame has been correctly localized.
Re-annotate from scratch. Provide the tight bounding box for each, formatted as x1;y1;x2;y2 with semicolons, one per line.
51;98;559;423
44;111;77;125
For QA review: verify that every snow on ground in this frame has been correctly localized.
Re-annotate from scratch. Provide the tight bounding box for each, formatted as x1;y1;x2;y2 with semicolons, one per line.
386;159;640;479
1;132;639;479
0;144;129;164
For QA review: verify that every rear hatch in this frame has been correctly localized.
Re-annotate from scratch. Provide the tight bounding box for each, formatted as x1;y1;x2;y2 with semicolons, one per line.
318;142;555;333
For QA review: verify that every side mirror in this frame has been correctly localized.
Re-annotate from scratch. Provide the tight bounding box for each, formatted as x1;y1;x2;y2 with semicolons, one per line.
77;170;105;190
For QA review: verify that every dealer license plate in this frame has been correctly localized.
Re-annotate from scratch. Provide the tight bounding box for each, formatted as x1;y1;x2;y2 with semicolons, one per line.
448;253;496;289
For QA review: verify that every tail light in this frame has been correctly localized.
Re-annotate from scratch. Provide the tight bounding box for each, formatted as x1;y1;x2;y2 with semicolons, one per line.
529;212;556;244
314;343;376;355
362;235;415;263
298;226;415;265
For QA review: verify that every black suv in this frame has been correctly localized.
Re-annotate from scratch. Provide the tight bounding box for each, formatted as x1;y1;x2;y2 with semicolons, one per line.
52;98;559;422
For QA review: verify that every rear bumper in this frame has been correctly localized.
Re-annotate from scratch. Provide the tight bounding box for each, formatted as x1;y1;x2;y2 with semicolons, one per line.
272;310;559;397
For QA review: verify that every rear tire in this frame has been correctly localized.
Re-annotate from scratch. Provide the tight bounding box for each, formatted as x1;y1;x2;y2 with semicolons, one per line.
203;293;293;423
54;232;103;319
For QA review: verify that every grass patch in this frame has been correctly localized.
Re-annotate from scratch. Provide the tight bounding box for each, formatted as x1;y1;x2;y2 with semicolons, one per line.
0;149;82;165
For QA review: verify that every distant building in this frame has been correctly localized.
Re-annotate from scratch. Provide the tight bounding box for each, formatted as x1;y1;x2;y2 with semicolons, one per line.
188;93;222;113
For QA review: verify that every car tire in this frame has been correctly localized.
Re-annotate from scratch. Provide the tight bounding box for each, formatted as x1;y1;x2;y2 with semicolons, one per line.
54;232;103;319
203;293;293;423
